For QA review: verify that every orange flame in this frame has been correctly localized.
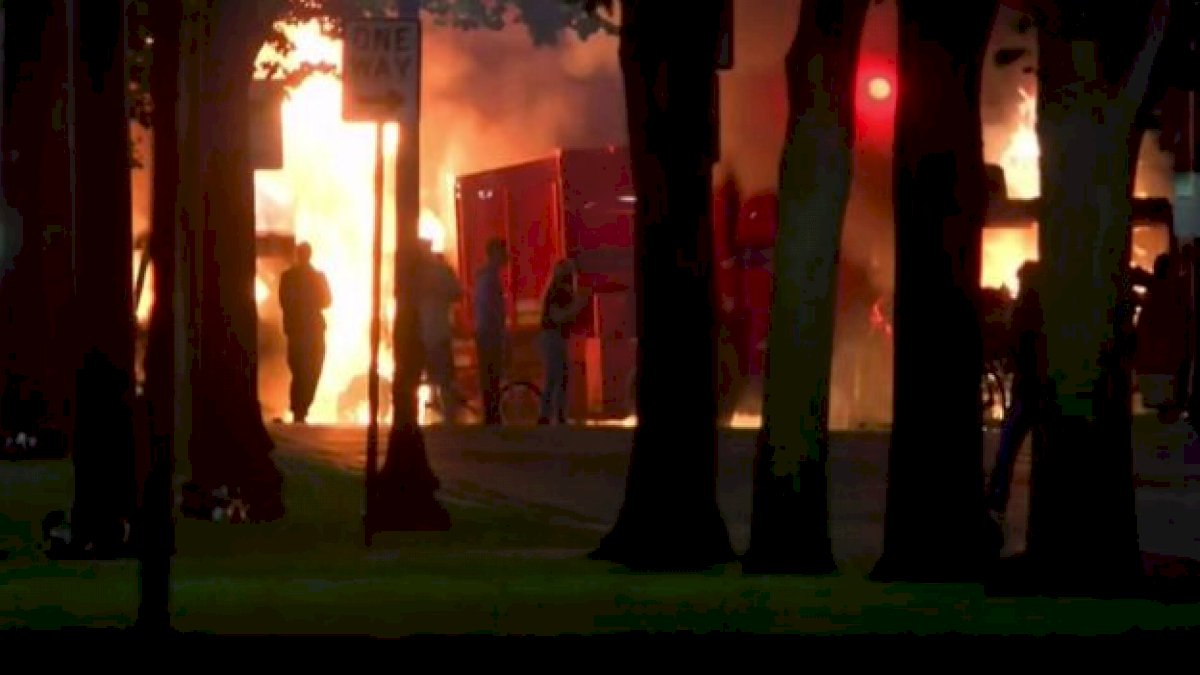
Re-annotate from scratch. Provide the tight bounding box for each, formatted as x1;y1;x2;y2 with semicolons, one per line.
254;22;450;425
986;87;1168;296
999;87;1039;200
982;225;1039;297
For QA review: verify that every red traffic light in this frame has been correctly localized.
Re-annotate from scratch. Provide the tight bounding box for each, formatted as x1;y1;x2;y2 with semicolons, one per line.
866;75;893;102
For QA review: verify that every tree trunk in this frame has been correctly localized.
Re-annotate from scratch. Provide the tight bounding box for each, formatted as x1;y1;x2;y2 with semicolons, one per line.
173;0;206;495
1009;2;1169;596
741;0;869;575
188;0;283;519
68;0;138;554
713;175;743;426
870;0;999;583
374;3;451;533
0;0;73;452
588;0;736;571
136;0;182;631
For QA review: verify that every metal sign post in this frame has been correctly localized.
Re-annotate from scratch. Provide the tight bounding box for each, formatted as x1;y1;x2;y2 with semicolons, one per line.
364;122;384;547
343;14;421;546
394;1;422;458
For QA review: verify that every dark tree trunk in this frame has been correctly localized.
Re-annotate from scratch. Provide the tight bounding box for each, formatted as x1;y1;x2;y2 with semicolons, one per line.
136;0;182;631
870;0;999;583
0;0;73;450
189;1;283;519
588;0;735;571
1002;1;1169;597
742;0;870;576
68;0;138;553
374;8;450;533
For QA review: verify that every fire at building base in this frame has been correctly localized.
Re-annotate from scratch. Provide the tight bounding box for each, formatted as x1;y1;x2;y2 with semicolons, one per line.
119;21;1180;433
237;148;1174;431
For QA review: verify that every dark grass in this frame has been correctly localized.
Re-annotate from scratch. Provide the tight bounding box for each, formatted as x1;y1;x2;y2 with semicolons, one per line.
2;429;1200;636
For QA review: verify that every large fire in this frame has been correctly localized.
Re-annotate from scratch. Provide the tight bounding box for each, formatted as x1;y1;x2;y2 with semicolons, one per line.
254;23;444;424
128;20;1167;432
983;85;1167;298
1000;88;1039;200
983;87;1042;296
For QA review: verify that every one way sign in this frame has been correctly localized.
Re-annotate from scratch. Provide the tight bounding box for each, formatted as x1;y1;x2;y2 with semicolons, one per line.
342;18;421;124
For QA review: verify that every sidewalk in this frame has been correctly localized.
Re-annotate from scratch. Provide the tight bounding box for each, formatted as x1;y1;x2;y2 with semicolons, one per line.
270;419;1200;565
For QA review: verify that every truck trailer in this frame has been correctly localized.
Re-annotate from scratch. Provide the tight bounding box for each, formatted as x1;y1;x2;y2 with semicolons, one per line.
454;146;638;422
453;150;1182;426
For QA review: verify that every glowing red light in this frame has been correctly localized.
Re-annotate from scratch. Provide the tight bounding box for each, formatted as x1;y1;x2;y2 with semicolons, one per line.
866;76;893;102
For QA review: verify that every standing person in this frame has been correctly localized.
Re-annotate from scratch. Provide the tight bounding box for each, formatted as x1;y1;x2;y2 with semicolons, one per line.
417;239;463;423
987;260;1046;522
1135;253;1191;423
278;242;332;424
473;238;509;425
537;258;591;425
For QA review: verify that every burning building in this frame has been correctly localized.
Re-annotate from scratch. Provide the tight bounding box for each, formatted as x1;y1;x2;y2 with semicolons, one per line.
247;19;627;425
126;2;1178;430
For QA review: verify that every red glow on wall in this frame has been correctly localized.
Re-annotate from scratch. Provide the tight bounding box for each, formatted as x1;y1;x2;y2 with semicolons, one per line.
855;57;896;146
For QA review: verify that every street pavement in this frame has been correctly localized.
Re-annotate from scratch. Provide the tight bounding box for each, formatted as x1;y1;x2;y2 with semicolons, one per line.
270;417;1200;572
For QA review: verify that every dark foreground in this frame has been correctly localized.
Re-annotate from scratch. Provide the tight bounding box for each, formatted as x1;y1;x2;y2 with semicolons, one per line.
1;420;1198;635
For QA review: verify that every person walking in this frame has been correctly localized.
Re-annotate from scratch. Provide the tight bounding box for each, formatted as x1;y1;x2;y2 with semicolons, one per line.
987;260;1046;521
278;242;332;424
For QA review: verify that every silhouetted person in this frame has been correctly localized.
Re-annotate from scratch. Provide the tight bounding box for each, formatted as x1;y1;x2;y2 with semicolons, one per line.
474;239;509;425
987;260;1046;521
537;258;590;425
417;239;463;423
279;242;331;424
1135;253;1190;423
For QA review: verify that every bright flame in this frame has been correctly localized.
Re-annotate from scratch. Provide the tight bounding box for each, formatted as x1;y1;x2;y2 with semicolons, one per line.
255;22;451;425
986;87;1170;295
981;225;1039;295
255;276;271;305
984;89;1041;296
584;412;763;429
133;254;152;326
727;412;761;429
419;208;447;253
418;384;433;425
999;88;1039;199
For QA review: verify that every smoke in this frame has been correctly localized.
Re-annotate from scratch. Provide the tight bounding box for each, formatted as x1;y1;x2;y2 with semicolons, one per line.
715;0;799;192
122;5;1180;426
418;22;625;268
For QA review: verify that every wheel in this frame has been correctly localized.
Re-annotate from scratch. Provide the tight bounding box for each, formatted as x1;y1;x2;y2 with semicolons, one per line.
499;381;542;426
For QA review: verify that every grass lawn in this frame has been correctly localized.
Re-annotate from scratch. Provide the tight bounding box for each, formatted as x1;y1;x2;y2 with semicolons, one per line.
2;446;1199;637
